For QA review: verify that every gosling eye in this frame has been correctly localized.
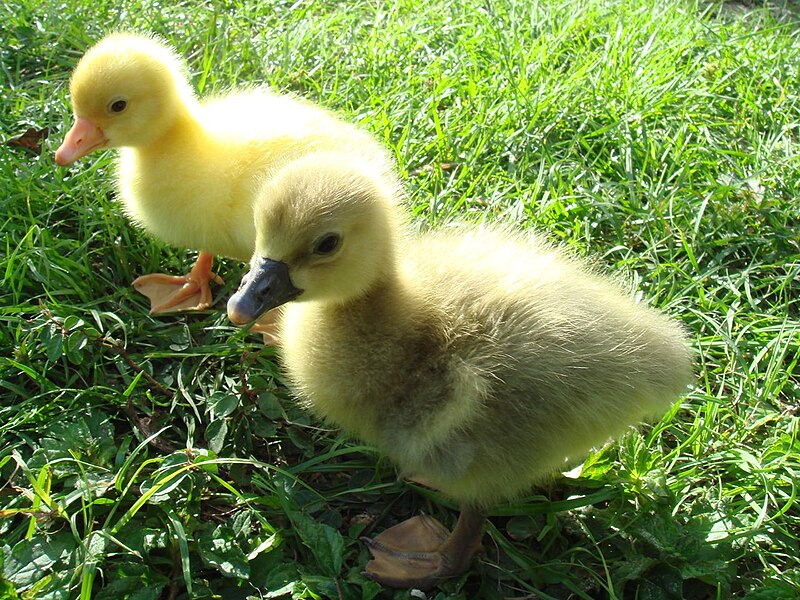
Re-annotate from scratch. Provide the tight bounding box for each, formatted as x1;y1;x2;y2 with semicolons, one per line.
108;98;128;114
312;233;341;256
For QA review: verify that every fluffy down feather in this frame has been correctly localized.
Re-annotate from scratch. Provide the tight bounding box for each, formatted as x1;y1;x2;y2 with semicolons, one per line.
57;33;394;314
228;152;693;589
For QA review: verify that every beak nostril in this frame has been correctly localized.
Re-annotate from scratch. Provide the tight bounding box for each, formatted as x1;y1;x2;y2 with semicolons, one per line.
255;286;271;302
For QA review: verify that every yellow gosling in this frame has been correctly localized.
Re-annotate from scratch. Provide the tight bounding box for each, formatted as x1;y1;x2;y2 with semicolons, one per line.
228;152;693;590
56;32;394;319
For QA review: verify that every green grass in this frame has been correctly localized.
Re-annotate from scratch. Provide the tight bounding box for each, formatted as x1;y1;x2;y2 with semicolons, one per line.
1;0;799;598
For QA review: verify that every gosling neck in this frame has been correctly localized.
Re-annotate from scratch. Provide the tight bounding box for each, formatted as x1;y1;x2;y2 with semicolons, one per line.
136;99;203;154
326;256;416;331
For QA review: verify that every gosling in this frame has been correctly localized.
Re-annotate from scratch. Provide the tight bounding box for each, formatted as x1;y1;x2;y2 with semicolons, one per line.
227;153;693;590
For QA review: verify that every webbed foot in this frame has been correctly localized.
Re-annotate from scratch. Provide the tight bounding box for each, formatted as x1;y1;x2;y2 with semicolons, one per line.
133;251;222;313
249;308;282;346
361;508;484;590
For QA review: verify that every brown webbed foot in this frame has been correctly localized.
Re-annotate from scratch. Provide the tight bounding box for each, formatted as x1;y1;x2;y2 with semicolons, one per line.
362;508;484;590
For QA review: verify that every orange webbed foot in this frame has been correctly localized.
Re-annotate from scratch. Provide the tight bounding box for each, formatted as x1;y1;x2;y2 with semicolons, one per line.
133;251;222;314
247;307;282;346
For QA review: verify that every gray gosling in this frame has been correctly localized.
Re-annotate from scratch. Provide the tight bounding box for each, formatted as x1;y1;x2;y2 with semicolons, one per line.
227;152;693;590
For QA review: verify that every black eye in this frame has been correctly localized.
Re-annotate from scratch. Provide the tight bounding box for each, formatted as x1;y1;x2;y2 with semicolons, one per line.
313;234;341;256
108;99;127;113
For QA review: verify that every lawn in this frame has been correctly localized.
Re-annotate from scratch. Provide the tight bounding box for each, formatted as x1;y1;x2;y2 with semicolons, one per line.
1;0;799;598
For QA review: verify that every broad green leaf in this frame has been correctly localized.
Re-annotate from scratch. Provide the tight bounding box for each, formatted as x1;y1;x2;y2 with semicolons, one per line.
247;534;279;561
116;528;170;556
192;448;220;474
25;569;73;600
65;330;87;364
262;564;301;598
301;575;339;599
286;509;344;577
205;419;228;454
743;580;800;600
252;418;279;439
95;577;164;600
62;316;84;331
2;532;75;588
207;391;239;419
257;391;284;420
45;334;62;362
636;564;684;600
286;427;315;455
231;509;253;540
197;523;250;579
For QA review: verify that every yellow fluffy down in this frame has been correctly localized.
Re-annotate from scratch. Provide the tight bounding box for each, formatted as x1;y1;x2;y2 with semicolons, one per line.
249;153;693;509
65;32;395;261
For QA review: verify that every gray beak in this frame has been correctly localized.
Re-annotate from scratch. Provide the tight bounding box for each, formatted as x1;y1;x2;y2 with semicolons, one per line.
227;257;302;324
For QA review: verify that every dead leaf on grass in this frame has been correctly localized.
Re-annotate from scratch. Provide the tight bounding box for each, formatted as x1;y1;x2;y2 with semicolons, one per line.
5;127;49;155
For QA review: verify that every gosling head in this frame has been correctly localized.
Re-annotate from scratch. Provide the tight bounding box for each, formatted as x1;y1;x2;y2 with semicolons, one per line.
55;33;195;165
228;155;401;325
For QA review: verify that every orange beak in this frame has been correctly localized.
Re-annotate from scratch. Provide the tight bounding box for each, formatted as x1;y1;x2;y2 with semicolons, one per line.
54;117;107;166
